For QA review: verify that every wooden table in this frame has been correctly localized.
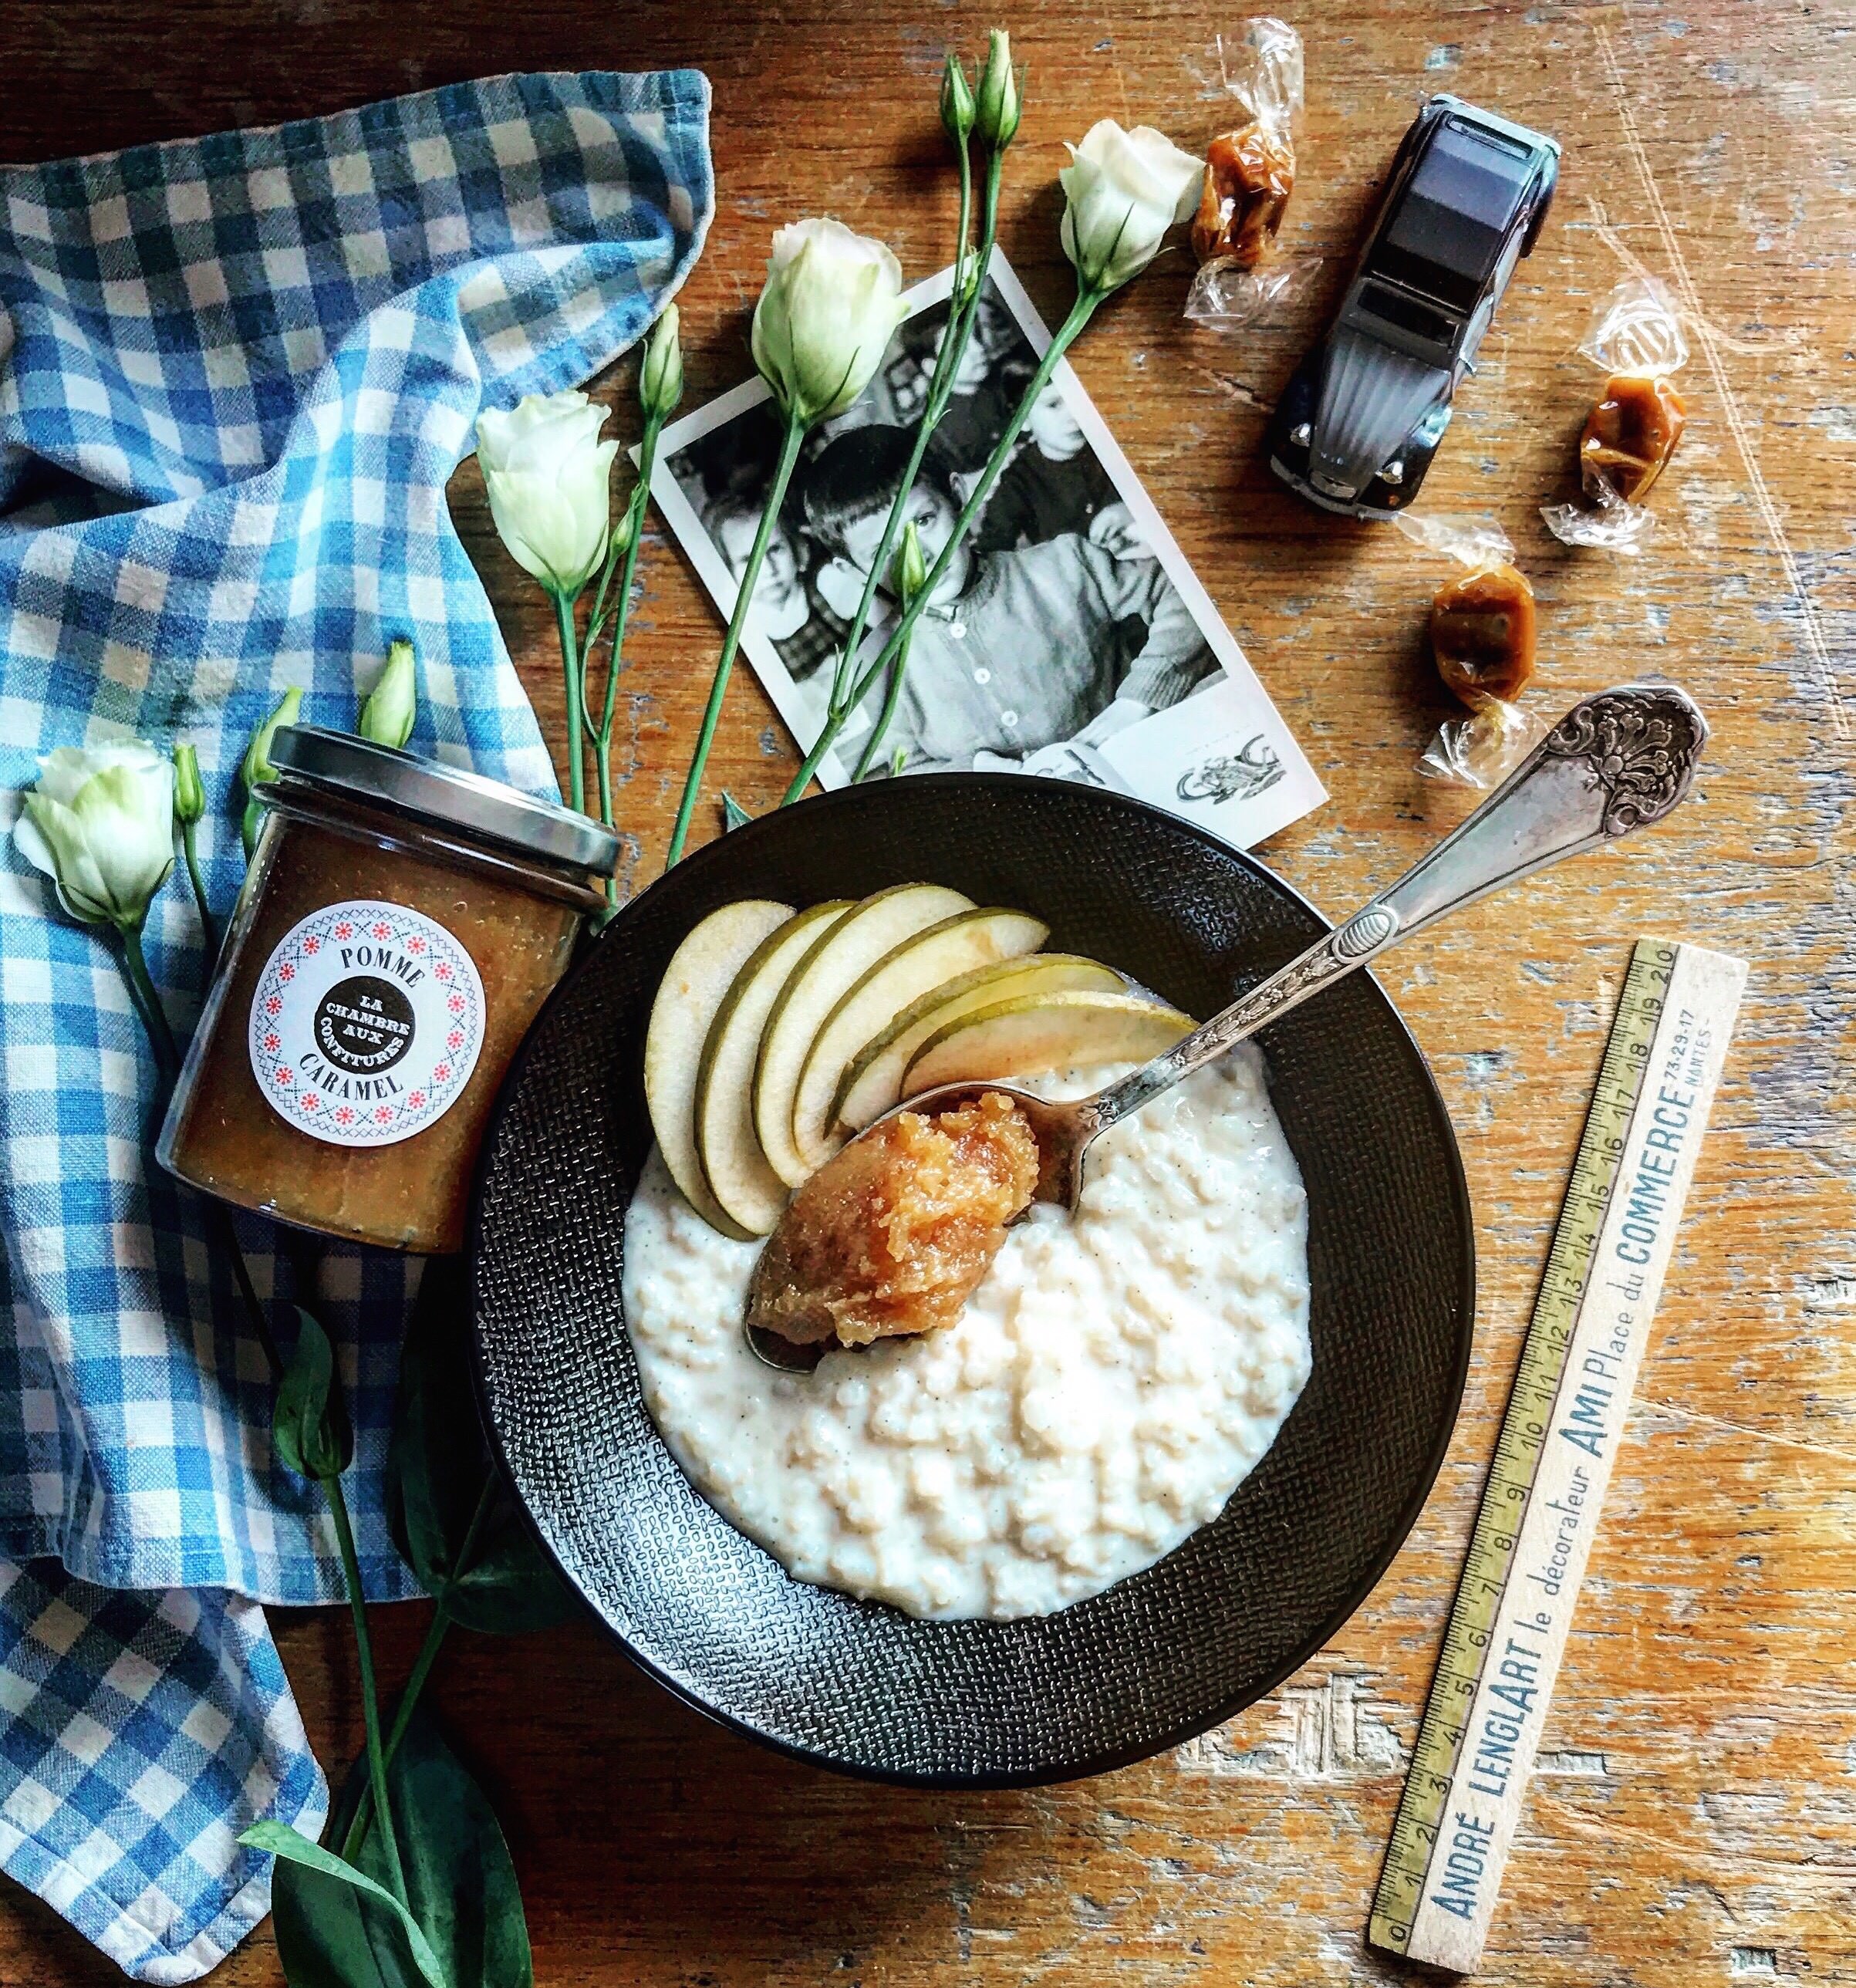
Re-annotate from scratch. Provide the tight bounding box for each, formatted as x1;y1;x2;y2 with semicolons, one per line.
2;2;1851;1982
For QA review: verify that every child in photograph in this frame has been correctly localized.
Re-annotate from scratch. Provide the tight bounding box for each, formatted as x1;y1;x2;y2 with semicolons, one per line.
705;490;845;690
974;380;1120;554
800;424;1214;774
926;293;1034;476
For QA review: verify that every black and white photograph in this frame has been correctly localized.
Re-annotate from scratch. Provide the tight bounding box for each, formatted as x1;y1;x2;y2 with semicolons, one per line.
648;257;1325;849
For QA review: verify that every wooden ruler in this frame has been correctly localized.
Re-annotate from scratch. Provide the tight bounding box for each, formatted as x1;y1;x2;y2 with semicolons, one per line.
1368;938;1747;1972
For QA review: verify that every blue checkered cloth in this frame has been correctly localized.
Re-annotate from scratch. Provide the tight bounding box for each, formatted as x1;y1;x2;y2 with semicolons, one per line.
0;70;711;1979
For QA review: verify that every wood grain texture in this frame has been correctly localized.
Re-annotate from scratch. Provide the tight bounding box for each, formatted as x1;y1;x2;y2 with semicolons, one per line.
0;0;1851;1982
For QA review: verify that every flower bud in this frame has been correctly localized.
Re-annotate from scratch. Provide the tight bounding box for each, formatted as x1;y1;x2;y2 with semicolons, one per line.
1059;119;1203;292
241;685;303;856
639;303;683;424
359;639;417;751
172;742;204;829
474;390;619;598
894;520;929;606
14;740;176;932
940;52;976;143
751;218;909;427
974;31;1021;149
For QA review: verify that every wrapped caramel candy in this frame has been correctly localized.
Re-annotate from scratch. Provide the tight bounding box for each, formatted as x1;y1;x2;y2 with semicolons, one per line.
1430;562;1537;707
1542;275;1690;555
1193;123;1296;268
1395;513;1547;790
1580;373;1686;504
1184;19;1315;332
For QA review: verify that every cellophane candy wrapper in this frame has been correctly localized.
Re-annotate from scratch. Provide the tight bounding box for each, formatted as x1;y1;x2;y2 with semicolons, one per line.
1539;474;1659;553
1416;699;1548;788
1540;274;1689;555
1184;254;1323;331
1394;512;1548;789
1185;19;1321;331
1392;511;1517;574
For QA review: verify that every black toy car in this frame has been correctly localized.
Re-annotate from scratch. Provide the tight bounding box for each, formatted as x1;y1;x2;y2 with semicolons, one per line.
1266;95;1559;518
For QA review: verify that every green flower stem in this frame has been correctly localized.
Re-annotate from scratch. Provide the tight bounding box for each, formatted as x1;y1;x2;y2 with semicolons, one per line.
588;691;615;845
666;407;808;868
336;1473;496;1863
835;151;1006;792
579;524;623;667
785;283;1105;798
947;140;1007;393
585;413;664;690
580;410;667;876
381;1603;451;1770
117;922;181;1086
552;586;585;817
815;150;980;737
596;423;664;745
325;1468;409;1909
179;822;218;967
580;413;653;662
852;623;917;781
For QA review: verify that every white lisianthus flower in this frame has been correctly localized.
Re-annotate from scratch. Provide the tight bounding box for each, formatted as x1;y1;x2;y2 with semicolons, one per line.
751;218;909;427
1059;120;1203;293
15;740;175;931
475;390;619;596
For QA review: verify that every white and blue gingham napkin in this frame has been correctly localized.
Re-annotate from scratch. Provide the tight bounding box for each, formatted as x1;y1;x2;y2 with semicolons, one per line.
0;71;711;1979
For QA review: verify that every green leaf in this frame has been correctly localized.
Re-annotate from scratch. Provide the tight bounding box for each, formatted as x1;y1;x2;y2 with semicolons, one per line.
720;791;753;832
332;1705;533;1988
241;1820;447;1988
275;1306;353;1483
388;1261;574;1635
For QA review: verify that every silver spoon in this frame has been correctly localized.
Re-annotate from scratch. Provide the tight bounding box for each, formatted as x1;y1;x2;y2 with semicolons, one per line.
748;682;1707;1371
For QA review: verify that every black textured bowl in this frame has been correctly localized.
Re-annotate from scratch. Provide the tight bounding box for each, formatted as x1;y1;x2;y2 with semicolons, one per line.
469;778;1473;1787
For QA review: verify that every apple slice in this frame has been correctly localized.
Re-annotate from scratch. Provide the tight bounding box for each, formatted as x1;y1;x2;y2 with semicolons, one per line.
695;899;853;1235
903;990;1196;1095
644;899;794;1237
790;906;1050;1170
834;954;1125;1132
755;883;973;1189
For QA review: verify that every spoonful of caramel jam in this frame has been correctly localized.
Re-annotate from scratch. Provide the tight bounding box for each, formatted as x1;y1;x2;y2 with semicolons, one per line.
746;684;1709;1372
747;1091;1039;1362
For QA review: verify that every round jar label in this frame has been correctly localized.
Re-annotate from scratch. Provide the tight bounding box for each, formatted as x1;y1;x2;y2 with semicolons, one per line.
248;899;487;1149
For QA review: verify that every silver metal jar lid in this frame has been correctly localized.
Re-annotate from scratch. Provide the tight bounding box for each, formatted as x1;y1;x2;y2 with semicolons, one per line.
268;726;620;876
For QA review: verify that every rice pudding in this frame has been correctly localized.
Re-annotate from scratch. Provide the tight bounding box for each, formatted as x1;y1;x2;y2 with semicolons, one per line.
622;1048;1311;1621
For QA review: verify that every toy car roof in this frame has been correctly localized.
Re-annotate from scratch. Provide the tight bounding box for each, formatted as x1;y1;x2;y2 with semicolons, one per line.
1366;97;1561;318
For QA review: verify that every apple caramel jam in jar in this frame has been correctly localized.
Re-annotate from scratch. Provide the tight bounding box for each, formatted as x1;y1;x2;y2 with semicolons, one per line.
158;727;618;1252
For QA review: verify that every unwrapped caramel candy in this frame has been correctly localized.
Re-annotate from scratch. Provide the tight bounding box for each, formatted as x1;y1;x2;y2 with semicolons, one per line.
1192;123;1296;268
1580;373;1686;504
1429;563;1537;707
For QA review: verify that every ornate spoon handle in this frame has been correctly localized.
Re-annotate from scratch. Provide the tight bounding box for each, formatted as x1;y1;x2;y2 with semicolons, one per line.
1081;683;1709;1138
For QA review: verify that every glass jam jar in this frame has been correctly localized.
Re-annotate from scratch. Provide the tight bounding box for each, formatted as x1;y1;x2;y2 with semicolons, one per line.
159;726;618;1253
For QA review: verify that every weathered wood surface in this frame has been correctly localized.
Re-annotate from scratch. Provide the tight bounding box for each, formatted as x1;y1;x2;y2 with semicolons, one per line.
1;1;1851;1982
